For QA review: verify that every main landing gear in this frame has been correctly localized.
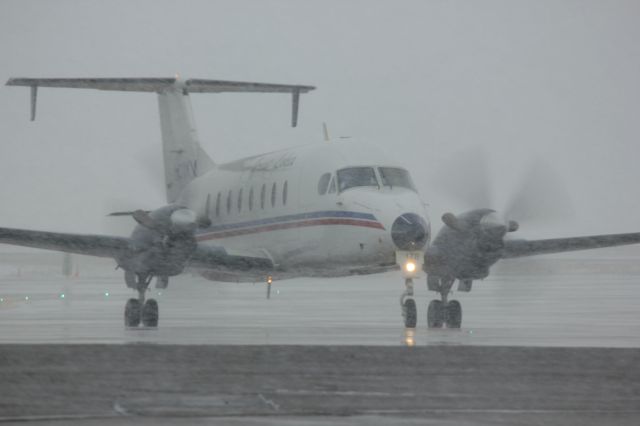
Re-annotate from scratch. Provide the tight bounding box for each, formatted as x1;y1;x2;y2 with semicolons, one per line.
400;275;463;329
124;272;159;328
426;275;462;329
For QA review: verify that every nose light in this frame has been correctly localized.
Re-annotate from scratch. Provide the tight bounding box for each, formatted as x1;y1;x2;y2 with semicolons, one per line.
405;260;416;273
396;251;423;279
391;213;429;250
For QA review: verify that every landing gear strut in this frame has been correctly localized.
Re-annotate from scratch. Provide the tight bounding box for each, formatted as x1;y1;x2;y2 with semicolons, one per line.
124;273;159;328
426;275;462;329
400;278;417;328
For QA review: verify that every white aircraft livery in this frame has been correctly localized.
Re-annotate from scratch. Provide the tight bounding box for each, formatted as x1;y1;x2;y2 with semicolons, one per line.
2;76;640;329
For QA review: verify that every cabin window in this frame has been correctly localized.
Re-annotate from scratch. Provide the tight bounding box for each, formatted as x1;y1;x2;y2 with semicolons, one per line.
283;181;288;205
249;187;254;211
317;173;331;195
271;182;277;207
261;184;266;209
237;188;243;212
328;176;337;193
226;190;232;214
215;192;221;217
379;167;416;191
337;167;379;192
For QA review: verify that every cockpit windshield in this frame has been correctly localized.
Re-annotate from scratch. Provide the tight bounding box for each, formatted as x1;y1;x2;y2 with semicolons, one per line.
379;167;416;191
337;167;379;192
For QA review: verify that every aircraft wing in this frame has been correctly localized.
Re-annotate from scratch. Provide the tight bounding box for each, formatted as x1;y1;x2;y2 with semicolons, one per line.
0;227;131;258
0;226;274;273
188;245;274;271
503;232;640;258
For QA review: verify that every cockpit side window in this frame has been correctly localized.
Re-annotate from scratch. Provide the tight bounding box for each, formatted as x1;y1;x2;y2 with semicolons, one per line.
379;167;416;191
317;173;331;195
337;167;379;192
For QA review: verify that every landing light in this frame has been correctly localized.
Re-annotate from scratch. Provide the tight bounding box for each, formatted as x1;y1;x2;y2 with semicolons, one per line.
404;328;416;347
396;250;424;279
405;261;416;273
104;292;110;297
59;293;65;299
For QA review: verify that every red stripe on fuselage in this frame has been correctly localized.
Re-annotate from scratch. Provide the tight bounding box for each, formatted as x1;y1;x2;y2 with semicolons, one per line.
196;218;385;241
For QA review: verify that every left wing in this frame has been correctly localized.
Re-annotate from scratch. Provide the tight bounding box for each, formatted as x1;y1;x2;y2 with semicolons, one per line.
503;232;640;258
0;227;131;258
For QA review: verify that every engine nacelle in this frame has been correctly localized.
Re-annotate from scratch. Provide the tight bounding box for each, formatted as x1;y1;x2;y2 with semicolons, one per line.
119;205;199;279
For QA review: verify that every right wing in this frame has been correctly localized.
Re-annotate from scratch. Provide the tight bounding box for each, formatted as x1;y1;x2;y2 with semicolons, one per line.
189;245;274;271
0;227;131;258
503;232;640;258
0;226;273;273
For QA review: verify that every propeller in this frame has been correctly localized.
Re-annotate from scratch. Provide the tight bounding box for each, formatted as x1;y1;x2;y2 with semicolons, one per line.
434;147;574;232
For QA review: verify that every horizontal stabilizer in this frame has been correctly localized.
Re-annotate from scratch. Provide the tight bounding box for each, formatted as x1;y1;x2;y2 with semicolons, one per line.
6;77;315;126
6;77;177;92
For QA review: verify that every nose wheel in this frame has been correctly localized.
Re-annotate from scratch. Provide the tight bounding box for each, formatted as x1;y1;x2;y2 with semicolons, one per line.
402;298;417;328
400;279;417;328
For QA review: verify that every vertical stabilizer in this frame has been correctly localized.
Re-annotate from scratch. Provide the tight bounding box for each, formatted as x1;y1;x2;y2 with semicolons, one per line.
6;77;315;204
157;87;214;203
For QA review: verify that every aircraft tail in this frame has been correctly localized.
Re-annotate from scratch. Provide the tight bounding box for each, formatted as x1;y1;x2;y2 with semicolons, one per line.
6;77;315;203
157;86;215;203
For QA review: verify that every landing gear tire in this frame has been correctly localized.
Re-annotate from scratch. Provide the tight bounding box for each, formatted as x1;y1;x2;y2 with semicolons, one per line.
403;299;417;328
142;299;159;328
124;298;141;327
445;300;462;329
427;300;444;328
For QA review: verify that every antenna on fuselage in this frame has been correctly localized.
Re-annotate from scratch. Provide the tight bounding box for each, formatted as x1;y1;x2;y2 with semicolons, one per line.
322;122;330;142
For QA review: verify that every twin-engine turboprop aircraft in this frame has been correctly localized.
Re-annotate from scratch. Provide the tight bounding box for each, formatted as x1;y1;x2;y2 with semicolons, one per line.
2;76;640;329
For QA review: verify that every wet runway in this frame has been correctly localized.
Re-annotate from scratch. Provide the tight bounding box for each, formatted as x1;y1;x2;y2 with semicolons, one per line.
1;251;639;346
2;251;640;425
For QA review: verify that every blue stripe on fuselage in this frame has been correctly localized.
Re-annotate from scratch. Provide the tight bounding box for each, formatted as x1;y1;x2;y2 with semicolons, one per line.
196;210;379;235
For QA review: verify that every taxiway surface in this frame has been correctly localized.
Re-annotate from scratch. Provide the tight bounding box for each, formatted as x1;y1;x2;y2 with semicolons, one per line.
1;251;640;425
0;251;639;346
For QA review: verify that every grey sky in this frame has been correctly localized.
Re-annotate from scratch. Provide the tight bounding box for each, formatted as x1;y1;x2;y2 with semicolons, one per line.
0;0;639;241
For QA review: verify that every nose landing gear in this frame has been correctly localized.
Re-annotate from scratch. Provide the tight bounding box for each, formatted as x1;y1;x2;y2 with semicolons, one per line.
400;278;417;328
124;273;159;328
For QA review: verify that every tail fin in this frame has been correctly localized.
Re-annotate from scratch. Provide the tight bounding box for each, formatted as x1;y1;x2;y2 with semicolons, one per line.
157;86;215;203
6;77;315;203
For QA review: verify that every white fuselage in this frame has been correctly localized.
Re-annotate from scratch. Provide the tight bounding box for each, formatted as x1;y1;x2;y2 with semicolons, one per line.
177;141;431;279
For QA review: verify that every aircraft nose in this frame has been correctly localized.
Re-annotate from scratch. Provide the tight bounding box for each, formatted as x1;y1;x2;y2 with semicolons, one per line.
391;213;429;250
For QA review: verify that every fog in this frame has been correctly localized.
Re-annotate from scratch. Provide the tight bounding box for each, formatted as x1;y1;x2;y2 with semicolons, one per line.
1;0;639;241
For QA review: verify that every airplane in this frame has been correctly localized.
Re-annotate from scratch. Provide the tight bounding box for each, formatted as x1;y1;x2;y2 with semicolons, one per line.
2;76;640;330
